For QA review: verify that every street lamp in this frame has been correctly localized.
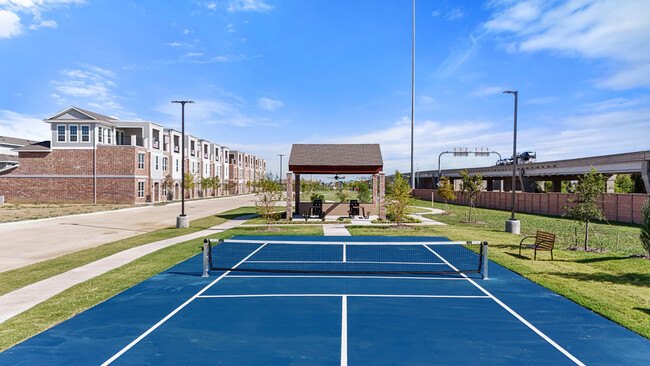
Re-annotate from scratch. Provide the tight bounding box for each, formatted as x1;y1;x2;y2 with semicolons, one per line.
503;91;520;234
278;154;285;182
172;100;194;228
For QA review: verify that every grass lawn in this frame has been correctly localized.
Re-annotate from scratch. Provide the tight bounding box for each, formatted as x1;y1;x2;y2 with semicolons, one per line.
0;203;133;223
348;217;650;339
0;222;322;351
415;199;645;255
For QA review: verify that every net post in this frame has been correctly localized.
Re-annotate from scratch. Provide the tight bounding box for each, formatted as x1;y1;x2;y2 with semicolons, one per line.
482;241;489;280
202;239;211;277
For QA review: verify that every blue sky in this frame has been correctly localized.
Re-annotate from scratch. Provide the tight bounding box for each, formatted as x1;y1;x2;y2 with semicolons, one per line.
1;0;649;177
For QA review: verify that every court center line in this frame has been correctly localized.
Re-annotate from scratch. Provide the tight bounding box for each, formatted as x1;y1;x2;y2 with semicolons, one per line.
196;294;490;299
422;245;585;366
341;295;347;366
101;243;268;366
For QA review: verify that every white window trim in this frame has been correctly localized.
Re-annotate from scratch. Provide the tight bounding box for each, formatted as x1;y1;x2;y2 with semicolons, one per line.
137;181;145;198
81;125;90;142
138;152;145;170
57;125;66;142
69;124;79;143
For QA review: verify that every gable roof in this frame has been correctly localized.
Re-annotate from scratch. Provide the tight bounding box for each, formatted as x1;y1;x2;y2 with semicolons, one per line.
289;144;383;169
46;106;117;122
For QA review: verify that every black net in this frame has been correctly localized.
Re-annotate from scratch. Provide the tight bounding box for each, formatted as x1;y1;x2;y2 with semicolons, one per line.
205;239;485;276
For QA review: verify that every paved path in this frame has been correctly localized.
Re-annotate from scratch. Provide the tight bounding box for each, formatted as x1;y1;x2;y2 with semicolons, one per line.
323;224;351;236
0;195;255;273
0;214;257;325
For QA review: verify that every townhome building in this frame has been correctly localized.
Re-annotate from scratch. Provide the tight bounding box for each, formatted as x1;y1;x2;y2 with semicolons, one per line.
0;136;37;172
0;106;265;204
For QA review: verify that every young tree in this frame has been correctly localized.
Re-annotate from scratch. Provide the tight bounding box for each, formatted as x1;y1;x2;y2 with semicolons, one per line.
163;174;175;200
386;171;414;227
437;176;456;214
459;170;483;222
563;167;606;250
356;181;371;202
211;176;221;197
183;173;196;198
614;174;635;193
639;199;650;257
200;177;213;197
254;174;283;228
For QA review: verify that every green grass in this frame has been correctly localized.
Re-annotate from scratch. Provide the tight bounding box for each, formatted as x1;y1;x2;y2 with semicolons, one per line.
347;221;650;339
0;224;322;351
0;207;257;297
415;199;644;255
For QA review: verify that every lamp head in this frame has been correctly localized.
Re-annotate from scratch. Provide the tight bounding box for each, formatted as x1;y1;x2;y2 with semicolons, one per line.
503;91;517;94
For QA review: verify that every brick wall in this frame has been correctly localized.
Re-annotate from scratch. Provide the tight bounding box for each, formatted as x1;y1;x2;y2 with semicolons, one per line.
2;150;93;176
0;177;94;203
412;189;650;224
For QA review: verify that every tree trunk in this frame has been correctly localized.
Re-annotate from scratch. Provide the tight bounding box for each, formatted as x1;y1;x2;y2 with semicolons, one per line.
584;220;590;251
468;202;473;221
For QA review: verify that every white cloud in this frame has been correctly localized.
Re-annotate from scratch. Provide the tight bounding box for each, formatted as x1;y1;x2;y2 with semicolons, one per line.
257;97;283;111
483;0;650;90
183;28;192;35
433;35;478;79
445;8;465;20
51;65;124;114
580;97;645;113
0;110;50;141
227;0;272;13
431;10;440;17
523;96;558;105
184;52;204;58
0;10;21;38
471;85;504;97
0;0;84;38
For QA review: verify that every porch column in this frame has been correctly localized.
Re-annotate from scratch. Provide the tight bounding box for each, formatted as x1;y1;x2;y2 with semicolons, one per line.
294;173;301;216
285;173;293;220
372;174;378;212
379;172;386;220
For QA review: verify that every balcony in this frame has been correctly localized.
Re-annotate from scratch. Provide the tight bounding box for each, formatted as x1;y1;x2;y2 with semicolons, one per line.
191;150;196;156
174;146;179;153
153;140;159;149
204;153;209;159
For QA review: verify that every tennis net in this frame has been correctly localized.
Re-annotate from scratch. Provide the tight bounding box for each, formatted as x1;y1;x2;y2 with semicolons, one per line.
202;238;488;278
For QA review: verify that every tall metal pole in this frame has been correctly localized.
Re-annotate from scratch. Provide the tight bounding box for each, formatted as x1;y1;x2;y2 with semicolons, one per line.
503;91;519;233
172;100;194;228
410;0;415;189
278;154;285;181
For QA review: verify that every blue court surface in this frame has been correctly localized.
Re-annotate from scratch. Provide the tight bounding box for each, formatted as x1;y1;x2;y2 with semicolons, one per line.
1;236;648;365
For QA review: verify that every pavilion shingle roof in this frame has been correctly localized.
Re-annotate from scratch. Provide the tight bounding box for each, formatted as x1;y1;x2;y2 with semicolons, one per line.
288;144;383;167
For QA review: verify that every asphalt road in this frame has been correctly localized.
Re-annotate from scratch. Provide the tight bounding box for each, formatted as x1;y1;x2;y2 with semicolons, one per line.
0;195;256;273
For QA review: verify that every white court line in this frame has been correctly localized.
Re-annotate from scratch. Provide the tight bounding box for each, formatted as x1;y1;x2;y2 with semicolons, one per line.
226;275;467;280
225;239;482;245
341;295;347;366
196;294;490;299
245;260;446;265
101;243;268;366
422;245;585;366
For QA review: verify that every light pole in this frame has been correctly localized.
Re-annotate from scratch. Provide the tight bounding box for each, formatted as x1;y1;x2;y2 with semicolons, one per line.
503;91;520;234
278;154;285;182
172;100;194;228
410;0;415;189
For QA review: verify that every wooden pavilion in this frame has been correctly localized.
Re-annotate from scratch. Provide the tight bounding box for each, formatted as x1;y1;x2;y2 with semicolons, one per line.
286;144;386;219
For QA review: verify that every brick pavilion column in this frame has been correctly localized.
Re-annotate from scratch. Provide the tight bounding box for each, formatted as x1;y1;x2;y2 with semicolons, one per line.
294;173;301;216
379;172;386;220
286;173;293;220
372;174;378;212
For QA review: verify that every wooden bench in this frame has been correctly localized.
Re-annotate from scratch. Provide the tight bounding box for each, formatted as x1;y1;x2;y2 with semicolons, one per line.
519;231;556;260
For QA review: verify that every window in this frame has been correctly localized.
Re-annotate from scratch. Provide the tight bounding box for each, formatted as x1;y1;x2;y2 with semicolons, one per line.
98;127;103;143
107;129;112;144
138;182;145;198
162;184;167;197
81;126;90;142
163;157;168;171
138;153;145;170
155;156;159;170
69;125;78;142
175;158;179;172
57;125;66;142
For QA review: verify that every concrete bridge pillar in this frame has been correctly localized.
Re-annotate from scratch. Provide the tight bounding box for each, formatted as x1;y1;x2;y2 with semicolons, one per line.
551;178;562;192
606;174;617;193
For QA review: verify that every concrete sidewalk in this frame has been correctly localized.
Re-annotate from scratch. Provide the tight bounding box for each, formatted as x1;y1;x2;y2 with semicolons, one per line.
0;214;256;325
0;194;255;273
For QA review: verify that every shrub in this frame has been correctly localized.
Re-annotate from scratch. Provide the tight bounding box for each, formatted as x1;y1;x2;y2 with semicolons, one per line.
641;199;650;256
386;171;413;227
310;192;325;202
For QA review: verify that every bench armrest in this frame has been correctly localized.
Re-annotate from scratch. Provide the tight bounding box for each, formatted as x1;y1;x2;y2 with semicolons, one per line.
519;235;536;245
